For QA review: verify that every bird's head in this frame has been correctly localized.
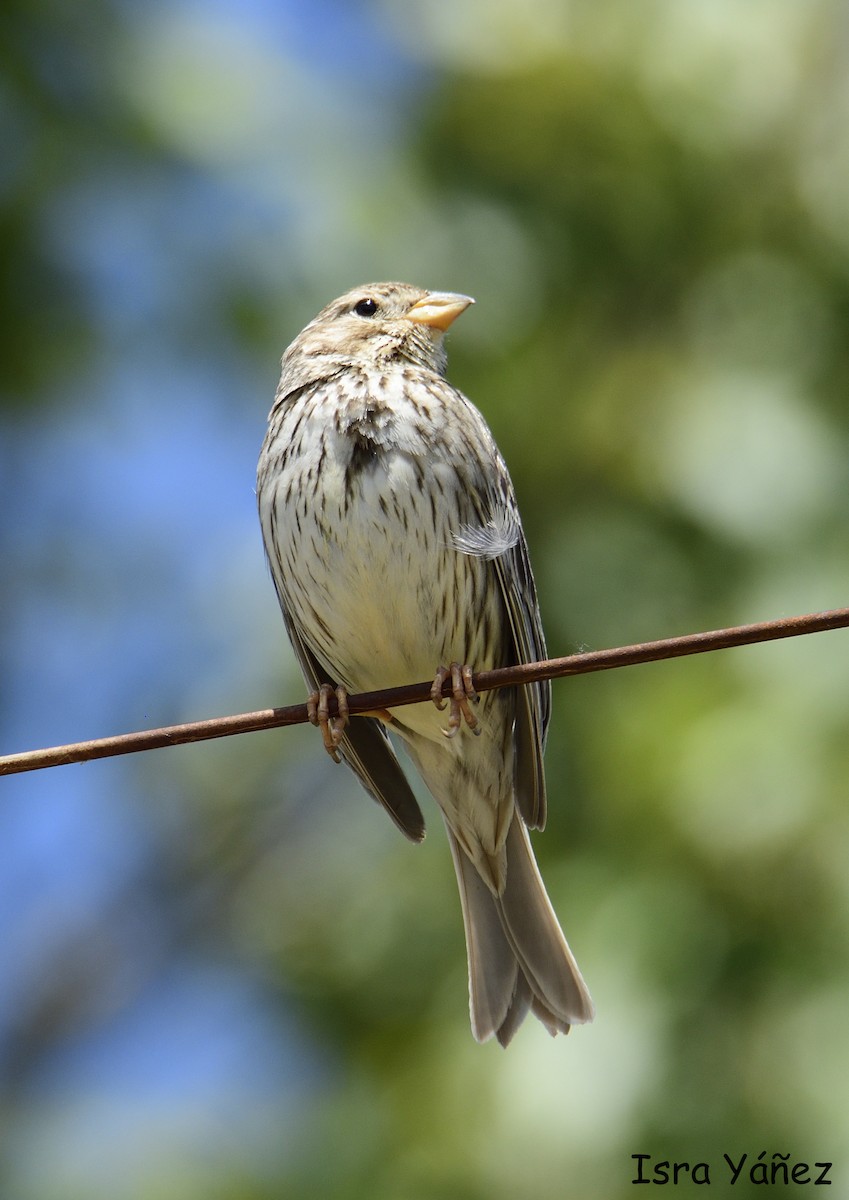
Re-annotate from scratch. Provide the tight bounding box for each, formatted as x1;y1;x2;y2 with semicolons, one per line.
279;282;474;390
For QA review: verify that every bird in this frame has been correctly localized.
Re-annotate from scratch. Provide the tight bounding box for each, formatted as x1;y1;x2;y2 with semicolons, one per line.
256;282;594;1045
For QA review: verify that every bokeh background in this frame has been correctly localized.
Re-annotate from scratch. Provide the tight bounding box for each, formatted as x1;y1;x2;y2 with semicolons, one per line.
3;1;849;1196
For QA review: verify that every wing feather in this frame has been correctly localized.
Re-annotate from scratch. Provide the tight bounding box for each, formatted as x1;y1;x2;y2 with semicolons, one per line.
461;464;550;831
492;519;550;831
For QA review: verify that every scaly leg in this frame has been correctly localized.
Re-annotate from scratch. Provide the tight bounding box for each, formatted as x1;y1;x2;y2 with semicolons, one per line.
307;683;350;762
431;662;481;738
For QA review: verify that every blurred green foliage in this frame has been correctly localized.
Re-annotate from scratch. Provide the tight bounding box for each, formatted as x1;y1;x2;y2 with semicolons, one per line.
2;1;849;1197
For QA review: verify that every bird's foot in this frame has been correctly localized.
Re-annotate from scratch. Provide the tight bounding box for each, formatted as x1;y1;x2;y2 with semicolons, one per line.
431;662;481;738
307;684;349;762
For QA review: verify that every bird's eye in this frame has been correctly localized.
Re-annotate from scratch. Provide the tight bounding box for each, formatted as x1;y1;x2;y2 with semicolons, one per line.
353;297;378;317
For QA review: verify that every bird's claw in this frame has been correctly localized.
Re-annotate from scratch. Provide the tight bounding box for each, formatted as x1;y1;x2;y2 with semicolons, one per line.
307;683;349;762
431;662;481;738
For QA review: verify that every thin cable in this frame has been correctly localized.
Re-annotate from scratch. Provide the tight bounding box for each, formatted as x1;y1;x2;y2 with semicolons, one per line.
2;607;848;777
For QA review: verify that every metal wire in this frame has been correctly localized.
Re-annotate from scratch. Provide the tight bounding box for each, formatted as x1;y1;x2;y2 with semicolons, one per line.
2;607;848;777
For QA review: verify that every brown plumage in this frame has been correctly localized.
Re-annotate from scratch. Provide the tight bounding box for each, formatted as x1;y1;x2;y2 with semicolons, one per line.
256;282;594;1044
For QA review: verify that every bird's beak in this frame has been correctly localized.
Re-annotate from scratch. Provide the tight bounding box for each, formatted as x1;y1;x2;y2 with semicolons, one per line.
407;291;475;332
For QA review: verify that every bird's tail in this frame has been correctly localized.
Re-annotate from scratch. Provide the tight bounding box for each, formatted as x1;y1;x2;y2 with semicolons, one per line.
445;812;594;1046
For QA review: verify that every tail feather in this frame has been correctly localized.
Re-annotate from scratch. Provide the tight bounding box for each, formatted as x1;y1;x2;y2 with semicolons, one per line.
497;816;595;1028
446;815;594;1046
446;823;522;1040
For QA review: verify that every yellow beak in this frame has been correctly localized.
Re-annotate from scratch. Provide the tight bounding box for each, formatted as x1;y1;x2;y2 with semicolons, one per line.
407;291;475;332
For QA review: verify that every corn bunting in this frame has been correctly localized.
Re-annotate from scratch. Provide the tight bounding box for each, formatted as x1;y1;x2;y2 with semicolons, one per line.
257;283;594;1045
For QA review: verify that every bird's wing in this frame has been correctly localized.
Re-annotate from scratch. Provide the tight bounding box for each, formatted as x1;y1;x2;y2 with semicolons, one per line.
492;511;550;831
276;600;426;843
456;470;551;831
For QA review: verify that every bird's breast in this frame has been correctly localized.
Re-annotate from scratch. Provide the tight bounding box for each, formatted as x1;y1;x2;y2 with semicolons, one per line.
260;386;498;695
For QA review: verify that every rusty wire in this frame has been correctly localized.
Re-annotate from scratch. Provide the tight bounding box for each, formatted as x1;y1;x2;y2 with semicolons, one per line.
1;607;848;778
